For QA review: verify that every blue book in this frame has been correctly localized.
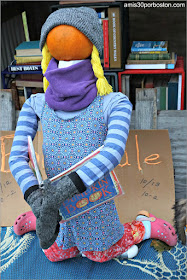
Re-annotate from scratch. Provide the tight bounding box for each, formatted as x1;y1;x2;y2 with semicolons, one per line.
8;60;42;72
15;41;41;56
168;75;178;110
28;137;123;223
131;41;168;52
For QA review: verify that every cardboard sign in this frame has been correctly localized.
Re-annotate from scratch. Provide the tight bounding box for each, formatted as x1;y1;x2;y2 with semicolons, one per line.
115;130;175;225
0;130;175;226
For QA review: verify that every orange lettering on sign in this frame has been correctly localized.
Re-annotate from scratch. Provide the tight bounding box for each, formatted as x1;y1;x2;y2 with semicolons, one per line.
119;151;131;167
135;134;142;171
144;154;162;165
0;135;14;173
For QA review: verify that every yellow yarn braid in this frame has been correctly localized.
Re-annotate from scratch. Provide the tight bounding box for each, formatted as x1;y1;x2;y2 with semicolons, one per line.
41;43;52;92
41;44;113;95
91;46;113;95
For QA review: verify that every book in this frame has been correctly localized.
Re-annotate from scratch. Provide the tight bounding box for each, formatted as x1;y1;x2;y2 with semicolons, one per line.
131;51;168;54
154;79;168;110
15;41;42;56
125;60;176;70
97;11;106;19
20;74;43;81
8;60;42;72
14;55;42;64
127;52;176;64
15;79;43;88
168;75;178;110
103;19;109;68
28;136;123;222
108;6;122;68
128;53;171;60
131;41;168;52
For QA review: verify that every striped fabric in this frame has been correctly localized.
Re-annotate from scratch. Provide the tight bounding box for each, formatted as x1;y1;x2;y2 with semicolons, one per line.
9;100;39;194
77;102;132;186
9;94;132;194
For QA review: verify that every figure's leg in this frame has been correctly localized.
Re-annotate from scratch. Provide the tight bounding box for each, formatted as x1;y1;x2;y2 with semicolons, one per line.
82;220;145;262
82;211;178;263
43;242;80;262
13;211;80;262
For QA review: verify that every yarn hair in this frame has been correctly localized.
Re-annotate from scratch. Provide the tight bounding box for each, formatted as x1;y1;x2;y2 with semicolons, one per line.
41;43;113;95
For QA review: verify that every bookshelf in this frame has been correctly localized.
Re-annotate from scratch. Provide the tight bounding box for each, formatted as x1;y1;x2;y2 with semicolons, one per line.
118;56;185;110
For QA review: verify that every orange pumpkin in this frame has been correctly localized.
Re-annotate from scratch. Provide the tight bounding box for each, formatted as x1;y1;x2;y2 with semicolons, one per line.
46;25;93;61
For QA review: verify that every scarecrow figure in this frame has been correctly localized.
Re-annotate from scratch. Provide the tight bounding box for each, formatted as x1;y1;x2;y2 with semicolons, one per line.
9;7;177;262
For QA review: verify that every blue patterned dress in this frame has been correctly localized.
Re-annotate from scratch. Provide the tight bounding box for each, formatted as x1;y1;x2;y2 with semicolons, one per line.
40;96;124;251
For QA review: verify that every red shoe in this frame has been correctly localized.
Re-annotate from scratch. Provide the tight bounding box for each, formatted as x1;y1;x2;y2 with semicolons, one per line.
137;210;178;246
14;211;36;235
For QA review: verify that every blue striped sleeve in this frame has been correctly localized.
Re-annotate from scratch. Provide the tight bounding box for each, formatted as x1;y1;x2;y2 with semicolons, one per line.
77;93;132;186
9;98;39;194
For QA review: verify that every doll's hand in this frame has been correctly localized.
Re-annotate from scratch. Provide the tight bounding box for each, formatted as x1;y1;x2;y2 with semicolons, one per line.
25;173;86;249
41;172;86;210
25;187;61;249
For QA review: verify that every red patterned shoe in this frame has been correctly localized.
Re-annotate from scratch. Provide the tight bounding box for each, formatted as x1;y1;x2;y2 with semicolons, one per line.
14;211;36;235
137;210;178;246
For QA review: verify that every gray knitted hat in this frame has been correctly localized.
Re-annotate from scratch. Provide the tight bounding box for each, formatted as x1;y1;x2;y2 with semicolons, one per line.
40;7;103;56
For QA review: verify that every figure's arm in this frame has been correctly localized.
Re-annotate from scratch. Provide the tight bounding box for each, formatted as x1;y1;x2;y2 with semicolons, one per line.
77;93;132;186
9;98;39;195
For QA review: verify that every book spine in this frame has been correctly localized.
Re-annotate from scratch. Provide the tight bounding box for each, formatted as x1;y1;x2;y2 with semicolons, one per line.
168;80;178;110
15;79;43;88
14;56;42;64
131;47;167;52
108;7;122;68
129;53;171;60
125;64;167;70
131;51;168;54
97;11;106;19
160;87;167;110
8;64;42;72
103;19;109;68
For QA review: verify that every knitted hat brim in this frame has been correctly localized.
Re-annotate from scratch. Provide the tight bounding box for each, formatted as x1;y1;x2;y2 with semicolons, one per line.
40;7;103;56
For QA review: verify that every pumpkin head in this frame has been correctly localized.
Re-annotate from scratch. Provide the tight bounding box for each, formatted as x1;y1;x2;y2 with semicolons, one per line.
46;25;93;61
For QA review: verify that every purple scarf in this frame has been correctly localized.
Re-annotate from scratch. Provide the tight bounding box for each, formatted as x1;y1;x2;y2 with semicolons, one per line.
44;58;97;111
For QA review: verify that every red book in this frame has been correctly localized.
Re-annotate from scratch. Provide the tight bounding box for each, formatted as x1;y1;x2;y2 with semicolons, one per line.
103;19;109;69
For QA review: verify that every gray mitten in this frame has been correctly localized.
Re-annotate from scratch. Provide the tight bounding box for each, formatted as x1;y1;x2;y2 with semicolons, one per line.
42;172;86;209
25;172;86;249
24;185;61;249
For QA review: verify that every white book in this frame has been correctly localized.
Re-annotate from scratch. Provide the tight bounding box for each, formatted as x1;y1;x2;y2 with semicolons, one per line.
125;63;176;70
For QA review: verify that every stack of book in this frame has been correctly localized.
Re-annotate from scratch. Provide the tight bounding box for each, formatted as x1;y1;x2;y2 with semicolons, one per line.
8;40;42;73
14;40;42;65
126;41;177;70
8;41;44;103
